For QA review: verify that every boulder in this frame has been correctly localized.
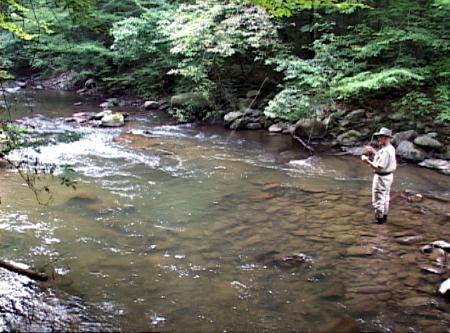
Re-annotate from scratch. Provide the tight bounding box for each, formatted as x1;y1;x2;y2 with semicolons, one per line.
244;108;263;118
246;123;262;130
393;130;418;146
341;146;369;156
437;146;450;160
396;141;427;161
438;278;450;299
344;109;366;122
170;93;209;109
336;130;363;146
294;118;327;139
94;110;113;120
143;101;160;110
101;113;125;127
16;80;27;88
224;111;244;124
230;118;247;130
268;123;284;133
414;134;443;149
419;159;450;175
84;78;96;89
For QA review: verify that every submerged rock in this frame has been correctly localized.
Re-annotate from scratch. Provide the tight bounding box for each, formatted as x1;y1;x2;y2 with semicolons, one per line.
419;159;450;175
346;246;375;256
438;278;450;298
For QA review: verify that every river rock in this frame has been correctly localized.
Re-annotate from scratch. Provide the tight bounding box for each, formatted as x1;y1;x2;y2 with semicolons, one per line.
224;111;244;124
431;240;450;252
341;146;368;156
293;118;327;139
420;265;445;275
143;101;160;110
244;108;263;118
419;159;450;175
396;235;424;245
396;141;428;161
346;246;375;256
321;315;361;333
336;130;363;146
16;80;27;88
84;78;96;89
171;93;209;109
268;123;284;133
101;113;125;127
230;117;247;130
94;110;112;120
345;109;366;122
392;130;418;146
414;134;443;149
400;296;435;307
439;278;450;298
73;102;82;106
246;122;262;130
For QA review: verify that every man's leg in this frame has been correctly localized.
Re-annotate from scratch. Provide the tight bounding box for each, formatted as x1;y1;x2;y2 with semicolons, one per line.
372;175;386;223
382;174;394;223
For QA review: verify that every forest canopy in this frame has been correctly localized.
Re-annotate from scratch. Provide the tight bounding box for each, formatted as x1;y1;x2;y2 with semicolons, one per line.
1;0;449;122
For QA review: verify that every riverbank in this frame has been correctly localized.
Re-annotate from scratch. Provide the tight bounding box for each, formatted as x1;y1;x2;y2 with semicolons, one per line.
5;74;448;176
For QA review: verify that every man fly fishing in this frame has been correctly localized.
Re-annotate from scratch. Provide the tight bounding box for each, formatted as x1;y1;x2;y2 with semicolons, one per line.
361;127;397;224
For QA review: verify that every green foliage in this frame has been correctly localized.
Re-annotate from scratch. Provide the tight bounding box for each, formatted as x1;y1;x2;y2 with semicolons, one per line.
264;87;315;122
331;68;425;100
164;0;282;97
393;87;450;122
243;0;368;17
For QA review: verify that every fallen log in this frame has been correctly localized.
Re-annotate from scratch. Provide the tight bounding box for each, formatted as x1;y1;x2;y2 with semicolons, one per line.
0;259;48;281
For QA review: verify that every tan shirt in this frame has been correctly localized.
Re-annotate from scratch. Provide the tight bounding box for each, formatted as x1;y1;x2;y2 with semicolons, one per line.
373;144;397;173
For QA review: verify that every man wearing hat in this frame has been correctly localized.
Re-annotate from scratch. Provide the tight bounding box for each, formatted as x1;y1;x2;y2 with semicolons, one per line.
361;127;397;224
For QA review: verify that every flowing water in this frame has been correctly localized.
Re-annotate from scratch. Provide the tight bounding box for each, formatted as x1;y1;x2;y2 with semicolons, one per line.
0;90;449;332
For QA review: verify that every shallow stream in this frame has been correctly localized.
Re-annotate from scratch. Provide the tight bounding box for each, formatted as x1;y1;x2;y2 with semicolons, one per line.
1;91;449;332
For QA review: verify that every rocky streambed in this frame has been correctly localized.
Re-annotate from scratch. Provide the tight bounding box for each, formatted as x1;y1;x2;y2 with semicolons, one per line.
0;88;449;332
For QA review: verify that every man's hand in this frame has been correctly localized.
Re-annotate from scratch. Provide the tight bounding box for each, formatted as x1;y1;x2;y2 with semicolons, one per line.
364;145;376;154
361;155;370;164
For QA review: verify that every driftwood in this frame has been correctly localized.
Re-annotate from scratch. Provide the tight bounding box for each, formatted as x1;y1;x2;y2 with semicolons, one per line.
0;259;48;281
293;134;315;154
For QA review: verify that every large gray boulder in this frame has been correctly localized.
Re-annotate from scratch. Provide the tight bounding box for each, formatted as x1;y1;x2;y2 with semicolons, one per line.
414;134;443;149
344;109;366;122
393;130;418;146
336;130;363;146
224;111;244;124
294;118;327;139
171;93;209;109
396;141;427;161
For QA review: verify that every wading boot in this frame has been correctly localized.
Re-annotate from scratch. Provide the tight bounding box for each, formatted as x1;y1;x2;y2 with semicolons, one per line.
375;217;385;224
383;215;388;224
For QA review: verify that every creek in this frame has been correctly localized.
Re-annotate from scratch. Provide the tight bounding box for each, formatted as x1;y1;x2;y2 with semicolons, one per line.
0;90;449;332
